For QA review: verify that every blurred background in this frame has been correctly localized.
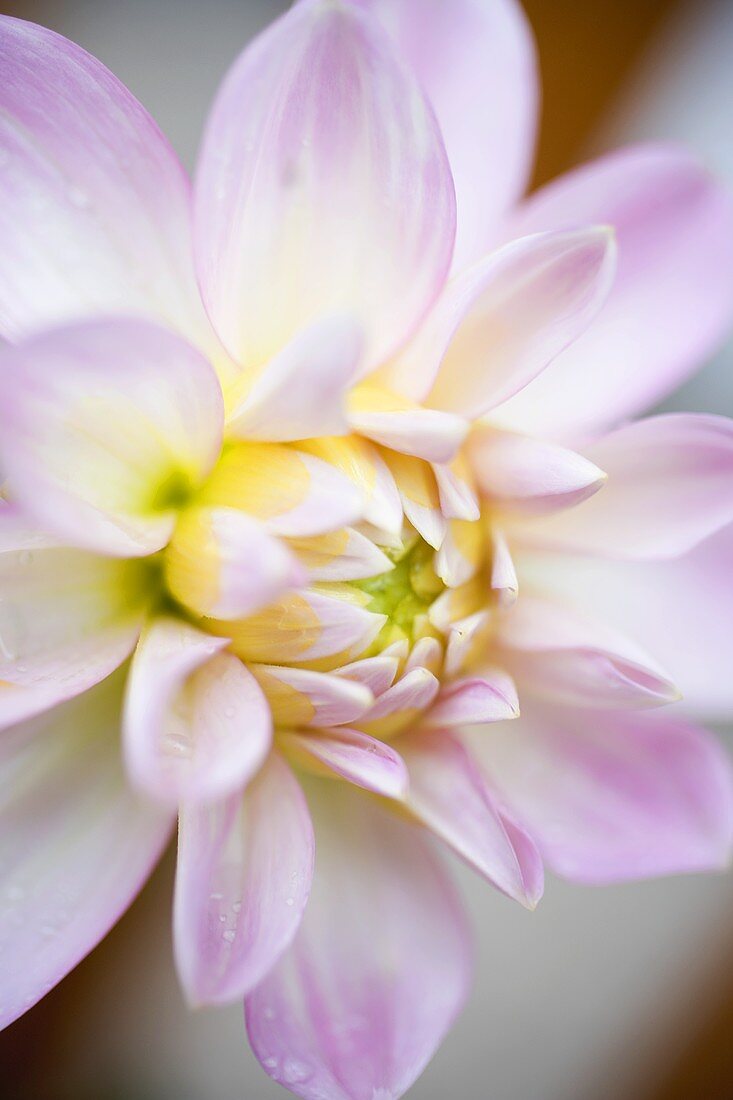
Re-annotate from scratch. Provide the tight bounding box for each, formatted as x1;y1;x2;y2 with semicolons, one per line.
1;0;732;1097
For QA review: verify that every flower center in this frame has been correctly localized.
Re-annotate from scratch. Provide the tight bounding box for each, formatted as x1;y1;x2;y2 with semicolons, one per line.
354;535;444;647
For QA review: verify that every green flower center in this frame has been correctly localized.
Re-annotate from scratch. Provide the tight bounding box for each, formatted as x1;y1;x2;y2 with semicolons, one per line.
354;536;444;646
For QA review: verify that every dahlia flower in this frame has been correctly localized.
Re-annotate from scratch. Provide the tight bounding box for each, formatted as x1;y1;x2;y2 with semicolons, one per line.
1;0;733;1095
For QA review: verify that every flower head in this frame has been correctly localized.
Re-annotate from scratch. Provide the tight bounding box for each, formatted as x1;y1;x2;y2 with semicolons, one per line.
1;3;733;1098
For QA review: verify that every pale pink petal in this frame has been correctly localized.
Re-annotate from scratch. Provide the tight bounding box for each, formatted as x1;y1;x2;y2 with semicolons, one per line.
222;590;387;665
0;539;144;725
0;319;223;557
387;228;615;411
288;528;393;583
469;428;606;515
352;0;538;269
444;611;491;676
124;618;271;806
490;529;518;607
264;454;364;539
251;665;373;728
426;673;519;727
365;667;440;722
282;728;409;799
497;596;680;710
167;508;306;620
468;702;733;882
398;729;543;907
511;415;733;559
517;525;733;722
497;145;733;435
333;654;399;696
0;17;212;347
0;672;173;1029
228;316;363;442
405;637;443;676
433;463;480;522
174;753;313;1007
246;778;472;1099
348;403;468;464
195;0;455;373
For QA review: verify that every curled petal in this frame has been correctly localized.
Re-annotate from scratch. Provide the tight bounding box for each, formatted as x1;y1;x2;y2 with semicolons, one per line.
251;665;373;729
426;673;520;727
227;315;363;442
387;228;616;411
214;589;386;665
469;428;606;516
517;525;733;722
497;145;733;435
200;443;363;539
287;528;393;583
0;672;173;1029
398;729;543;907
281;727;409;798
246;777;472;1100
0;319;224;557
333;654;400;696
348;385;467;464
195;0;456;372
497;596;680;710
511;415;733;559
468;703;733;882
166;507;306;620
124;618;272;805
174;753;313;1007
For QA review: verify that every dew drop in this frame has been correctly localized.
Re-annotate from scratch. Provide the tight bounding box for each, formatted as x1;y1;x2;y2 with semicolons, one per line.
285;897;295;907
232;901;242;914
282;1058;312;1085
263;1007;276;1021
263;1057;278;1070
222;929;236;943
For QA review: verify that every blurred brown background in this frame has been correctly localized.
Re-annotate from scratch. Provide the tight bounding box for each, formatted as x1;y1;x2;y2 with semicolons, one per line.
1;1;732;1097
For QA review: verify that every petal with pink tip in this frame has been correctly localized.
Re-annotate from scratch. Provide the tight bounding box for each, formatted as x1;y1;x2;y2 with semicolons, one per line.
517;525;733;722
467;703;733;882
348;387;468;464
0;539;145;726
333;654;399;696
166;507;306;620
281;727;409;799
251;665;373;729
0;672;173;1030
387;228;616;411
405;637;443;676
385;451;446;549
490;529;518;607
365;667;440;722
0;319;224;557
216;590;387;665
469;428;606;515
174;752;313;1007
444;610;491;677
510;415;733;559
195;0;455;373
426;673;519;727
0;17;210;346
497;596;680;710
433;462;480;522
497;145;733;435
124;618;271;806
246;777;472;1099
201;444;364;540
227;315;363;442
398;729;543;907
351;0;538;269
287;528;393;583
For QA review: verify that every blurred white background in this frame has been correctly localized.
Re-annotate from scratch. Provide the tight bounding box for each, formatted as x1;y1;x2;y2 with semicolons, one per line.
1;1;732;1097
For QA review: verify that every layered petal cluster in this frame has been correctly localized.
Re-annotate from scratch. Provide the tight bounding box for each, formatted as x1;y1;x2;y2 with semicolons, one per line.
1;4;733;1099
